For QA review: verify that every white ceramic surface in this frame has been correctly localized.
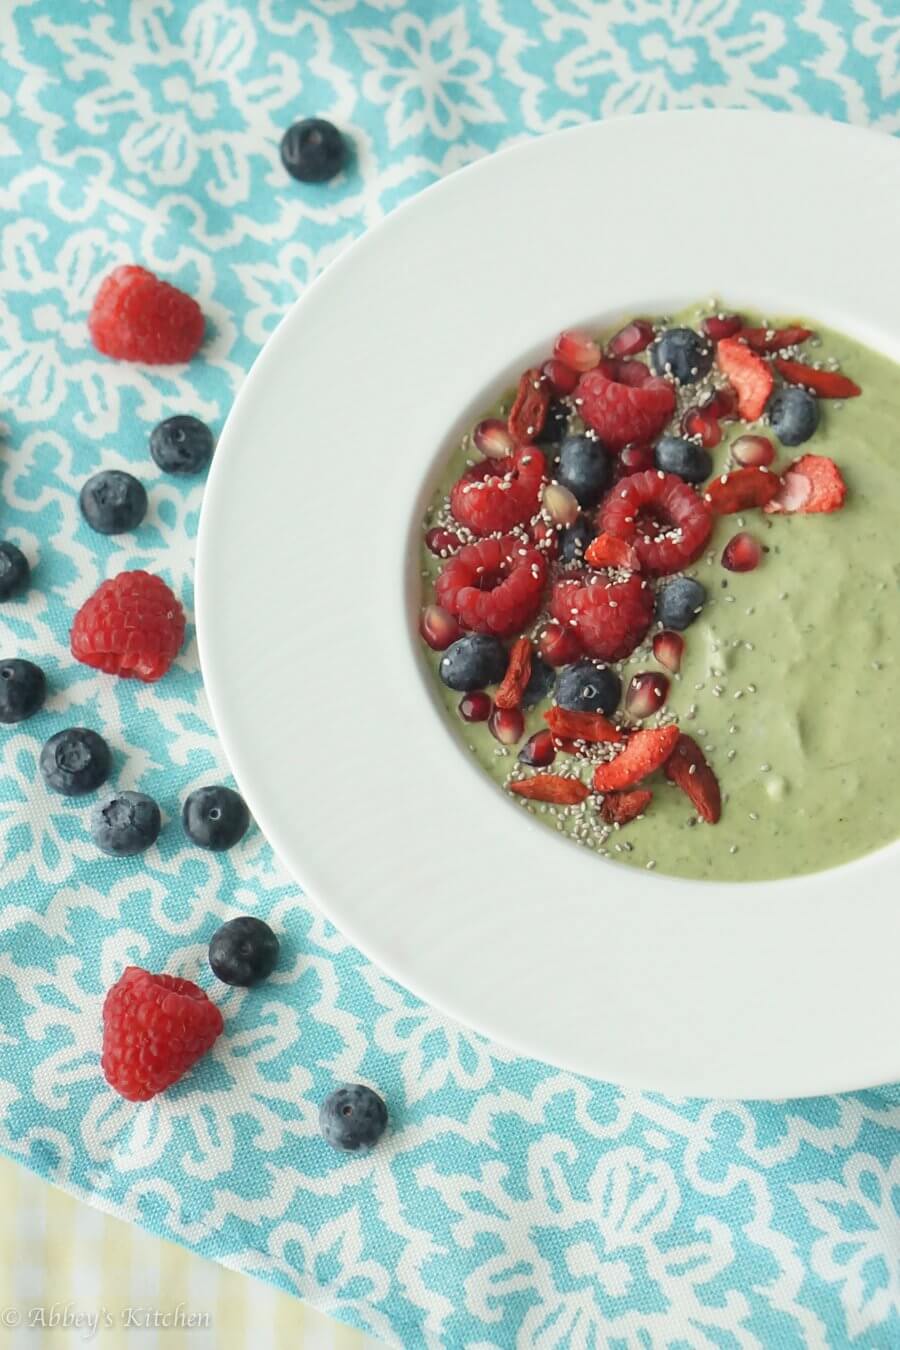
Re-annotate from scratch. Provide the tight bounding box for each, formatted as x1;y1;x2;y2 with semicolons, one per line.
196;111;900;1100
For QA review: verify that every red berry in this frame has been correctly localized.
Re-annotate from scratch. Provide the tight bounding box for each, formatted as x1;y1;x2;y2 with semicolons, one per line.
772;358;861;399
706;387;738;420
538;622;582;667
625;671;669;718
420;604;461;650
681;406;722;448
702;313;744;341
652;630;684;673
102;966;223;1101
732;434;775;468
600;788;653;826
518;729;556;767
704;467;778;514
459;691;492;722
88;265;204;365
550;570;654;662
473;419;514;459
554;329;601;372
541;358;578;396
721;531;762;573
425;527;462;556
665;734;721;823
764;454;847;516
618;444;656;474
530;517;559;559
609;320;654;357
739;325;814;353
716;337;774;421
592;725;680;792
508;367;550;445
584;532;641;572
449;447;546;536
575;367;676;452
599;470;713;576
71;570;185;682
489;706;524;745
436;535;547;638
609;359;653;388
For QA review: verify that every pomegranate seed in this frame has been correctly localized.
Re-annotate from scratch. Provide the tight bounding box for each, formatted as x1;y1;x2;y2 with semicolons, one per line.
702;313;744;342
732;433;775;467
625;671;670;719
539;622;582;667
518;729;556;767
541;358;578;397
652;631;684;674
707;386;738;420
542;482;580;526
531;517;559;559
459;690;492;722
425;527;462;556
682;407;722;448
609;320;654;357
618;444;656;474
553;328;601;373
473;418;514;459
611;359;653;388
489;706;524;745
419;605;461;651
722;531;763;573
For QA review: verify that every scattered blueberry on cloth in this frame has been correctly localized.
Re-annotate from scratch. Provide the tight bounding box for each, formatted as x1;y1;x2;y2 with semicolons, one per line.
1;3;898;1345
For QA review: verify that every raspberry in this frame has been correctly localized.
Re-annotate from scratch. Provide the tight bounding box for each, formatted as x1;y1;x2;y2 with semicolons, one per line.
550;570;654;662
598;470;712;576
449;447;546;535
102;966;223;1101
575;367;675;451
436;535;547;638
71;570;185;682
89;265;204;364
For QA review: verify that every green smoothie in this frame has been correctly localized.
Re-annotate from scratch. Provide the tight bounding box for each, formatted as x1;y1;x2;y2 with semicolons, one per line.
420;304;900;882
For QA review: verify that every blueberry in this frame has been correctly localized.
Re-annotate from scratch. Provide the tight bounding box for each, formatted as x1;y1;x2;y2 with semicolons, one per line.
0;543;30;600
537;399;570;446
767;386;819;446
149;415;215;476
556;660;621;715
280;118;346;183
90;791;161;856
0;659;46;724
558;516;595;565
40;728;111;796
182;785;250;851
650;328;713;385
438;634;507;691
521;655;556;709
319;1084;388;1153
79;470;147;535
208;916;280;987
656;576;707;631
558;434;612;507
654;434;713;485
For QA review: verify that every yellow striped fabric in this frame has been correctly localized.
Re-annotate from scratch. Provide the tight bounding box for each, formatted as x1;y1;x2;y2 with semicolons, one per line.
0;1155;379;1349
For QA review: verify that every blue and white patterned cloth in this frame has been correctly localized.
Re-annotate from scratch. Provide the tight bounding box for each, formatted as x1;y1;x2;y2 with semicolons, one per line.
1;3;899;1346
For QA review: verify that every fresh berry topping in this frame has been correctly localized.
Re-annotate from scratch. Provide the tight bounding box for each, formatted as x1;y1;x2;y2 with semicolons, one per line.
102;967;223;1102
617;444;656;476
764;455;847;515
436;535;547;637
766;386;820;446
704;466;778;514
538;622;583;668
543;482;581;526
557;433;613;507
521;655;556;709
738;325;813;353
681;406;722;449
438;633;507;690
419;604;461;651
592;724;679;792
609;320;654;356
584;532;641;571
495;637;533;710
655;576;707;631
518;729;556;767
554;329;601;372
208;916;280;987
702;314;744;341
149;415;214;475
731;434;776;467
772;358;860;399
722;531;763;572
0;659;46;724
558;517;595;565
320;1083;388;1152
664;734;722;823
705;387;738;420
537;399;571;446
473;418;515;459
89;265;204;364
509;774;589;804
555;659;621;715
182;785;250;851
600;788;653;825
79;470;147;536
425;527;462;557
71;570;185;682
280;117;346;183
716;337;774;421
541;358;579;396
489;705;525;745
576;368;676;451
652;630;684;673
551;570;654;662
625;672;669;719
598;470;713;576
459;690;492;722
40;728;111;796
508;367;550;444
608;359;654;388
530;517;559;559
544;705;622;743
449;447;546;535
654;434;713;485
650;327;713;385
90;791;161;856
0;542;30;600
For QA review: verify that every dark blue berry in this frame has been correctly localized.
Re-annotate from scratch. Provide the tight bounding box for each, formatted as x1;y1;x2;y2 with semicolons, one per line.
521;655;556;709
654;434;713;485
438;635;507;691
656;576;707;631
0;543;30;600
280;118;346;183
182;785;250;851
40;728;111;796
650;328;713;385
79;470;147;535
0;659;46;724
557;434;612;507
149;415;215;475
208;916;280;987
90;791;161;856
319;1084;388;1152
558;516;595;565
767;386;819;446
556;660;621;715
537;399;570;446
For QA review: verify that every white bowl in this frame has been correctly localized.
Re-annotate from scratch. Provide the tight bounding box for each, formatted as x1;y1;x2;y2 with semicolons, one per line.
196;111;900;1099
